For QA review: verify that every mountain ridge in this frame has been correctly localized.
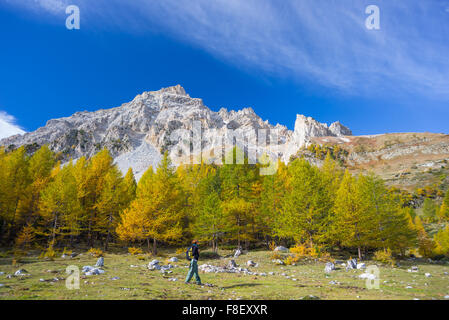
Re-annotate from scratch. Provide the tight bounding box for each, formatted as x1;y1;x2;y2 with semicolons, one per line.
0;85;352;179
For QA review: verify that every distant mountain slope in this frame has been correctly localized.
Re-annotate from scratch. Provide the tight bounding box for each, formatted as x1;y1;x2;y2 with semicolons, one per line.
306;133;449;191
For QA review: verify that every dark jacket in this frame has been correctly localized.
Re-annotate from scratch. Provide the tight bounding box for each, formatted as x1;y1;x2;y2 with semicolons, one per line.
192;244;200;261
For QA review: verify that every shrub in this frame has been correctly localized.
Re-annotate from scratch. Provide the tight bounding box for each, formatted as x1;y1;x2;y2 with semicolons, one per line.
373;249;395;265
128;247;143;256
87;248;104;258
284;255;300;265
290;243;329;260
270;251;283;260
175;248;185;255
39;245;56;260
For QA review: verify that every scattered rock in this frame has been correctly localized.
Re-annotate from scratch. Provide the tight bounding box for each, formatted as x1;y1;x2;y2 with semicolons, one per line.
268;272;275;276
0;272;4;275
357;263;366;270
45;269;59;274
410;266;419;272
359;273;377;280
346;259;357;270
324;262;335;273
111;277;120;281
167;278;178;282
273;259;284;265
82;266;105;276
228;260;238;268
61;254;68;259
0;284;4;287
274;246;289;253
406;286;413;289
168;257;178;263
246;260;257;267
70;252;78;258
148;260;161;270
14;269;29;276
160;264;174;273
199;264;251;274
95;257;104;267
444;295;449;299
234;249;242;258
425;273;432;278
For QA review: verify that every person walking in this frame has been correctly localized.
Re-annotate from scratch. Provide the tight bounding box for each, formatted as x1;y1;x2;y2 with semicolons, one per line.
185;240;202;285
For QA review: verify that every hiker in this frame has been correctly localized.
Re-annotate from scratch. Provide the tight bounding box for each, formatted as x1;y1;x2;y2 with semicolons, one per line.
185;240;202;285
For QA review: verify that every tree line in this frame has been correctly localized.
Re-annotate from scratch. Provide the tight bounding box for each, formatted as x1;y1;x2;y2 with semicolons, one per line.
1;145;448;260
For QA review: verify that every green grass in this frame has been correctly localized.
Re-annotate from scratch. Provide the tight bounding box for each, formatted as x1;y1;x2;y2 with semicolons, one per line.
0;249;448;300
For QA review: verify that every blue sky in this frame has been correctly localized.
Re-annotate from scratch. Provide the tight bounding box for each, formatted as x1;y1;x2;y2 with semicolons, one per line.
1;0;449;138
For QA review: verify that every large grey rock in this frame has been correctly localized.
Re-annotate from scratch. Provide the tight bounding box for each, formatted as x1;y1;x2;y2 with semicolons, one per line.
95;257;104;267
234;249;242;258
148;259;159;266
324;262;335;273
82;266;105;276
149;264;161;271
228;260;238;268
346;259;357;270
14;269;29;276
168;257;178;263
148;259;161;270
274;246;289;253
357;263;366;270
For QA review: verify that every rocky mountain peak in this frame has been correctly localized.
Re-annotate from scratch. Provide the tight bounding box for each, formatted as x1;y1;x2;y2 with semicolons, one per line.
0;85;352;179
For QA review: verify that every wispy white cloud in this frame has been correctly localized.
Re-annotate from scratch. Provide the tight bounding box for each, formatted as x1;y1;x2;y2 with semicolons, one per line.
6;0;449;98
0;111;26;140
4;0;68;14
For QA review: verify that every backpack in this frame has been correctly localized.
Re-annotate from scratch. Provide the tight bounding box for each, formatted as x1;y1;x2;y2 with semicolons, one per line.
186;246;193;261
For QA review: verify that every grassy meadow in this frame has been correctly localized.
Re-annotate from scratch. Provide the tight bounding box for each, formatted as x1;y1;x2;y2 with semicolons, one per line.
0;248;448;300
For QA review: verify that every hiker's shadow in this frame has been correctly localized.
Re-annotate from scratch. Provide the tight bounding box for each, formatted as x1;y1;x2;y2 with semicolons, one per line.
221;283;262;289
